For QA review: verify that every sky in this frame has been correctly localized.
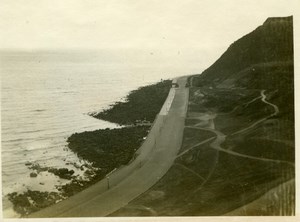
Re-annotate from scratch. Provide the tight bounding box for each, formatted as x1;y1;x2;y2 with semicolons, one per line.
0;0;298;72
0;1;300;218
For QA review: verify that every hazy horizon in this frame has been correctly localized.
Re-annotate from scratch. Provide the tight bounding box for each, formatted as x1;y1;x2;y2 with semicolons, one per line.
1;0;297;75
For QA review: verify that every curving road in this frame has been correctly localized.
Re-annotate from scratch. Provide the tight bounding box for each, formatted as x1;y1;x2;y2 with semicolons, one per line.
29;77;189;218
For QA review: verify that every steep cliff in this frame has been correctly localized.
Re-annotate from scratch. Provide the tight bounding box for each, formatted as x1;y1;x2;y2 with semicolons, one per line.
193;16;293;91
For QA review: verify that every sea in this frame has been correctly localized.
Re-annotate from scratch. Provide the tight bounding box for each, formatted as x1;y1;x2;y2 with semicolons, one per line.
0;49;201;216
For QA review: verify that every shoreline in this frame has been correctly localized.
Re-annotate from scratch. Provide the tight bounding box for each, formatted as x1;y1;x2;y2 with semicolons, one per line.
28;77;188;218
5;79;172;217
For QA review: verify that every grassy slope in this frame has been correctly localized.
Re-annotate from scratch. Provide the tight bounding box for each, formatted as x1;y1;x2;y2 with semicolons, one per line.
193;17;293;86
111;16;294;216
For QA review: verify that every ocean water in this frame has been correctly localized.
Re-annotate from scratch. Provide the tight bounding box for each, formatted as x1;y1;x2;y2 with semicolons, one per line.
0;50;201;216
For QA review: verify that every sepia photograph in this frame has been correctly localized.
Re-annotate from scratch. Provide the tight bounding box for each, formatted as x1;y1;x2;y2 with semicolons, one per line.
0;0;298;221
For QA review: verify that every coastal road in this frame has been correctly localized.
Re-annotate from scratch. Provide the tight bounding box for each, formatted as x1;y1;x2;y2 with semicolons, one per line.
30;77;189;217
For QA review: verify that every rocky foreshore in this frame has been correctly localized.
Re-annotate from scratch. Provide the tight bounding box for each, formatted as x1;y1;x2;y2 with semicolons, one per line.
6;79;172;217
7;161;103;216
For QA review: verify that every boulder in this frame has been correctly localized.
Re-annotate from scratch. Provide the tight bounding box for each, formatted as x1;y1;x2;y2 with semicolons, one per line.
30;172;38;178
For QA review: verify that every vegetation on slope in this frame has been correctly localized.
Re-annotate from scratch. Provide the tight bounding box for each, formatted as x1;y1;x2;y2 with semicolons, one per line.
193;16;293;87
111;16;295;216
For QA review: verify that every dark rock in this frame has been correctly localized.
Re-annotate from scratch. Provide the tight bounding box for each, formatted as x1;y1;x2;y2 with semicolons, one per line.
28;163;49;173
30;172;38;178
48;168;75;179
58;168;69;175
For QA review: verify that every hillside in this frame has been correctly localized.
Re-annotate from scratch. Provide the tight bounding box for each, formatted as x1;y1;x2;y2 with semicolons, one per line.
111;16;295;216
193;16;293;88
191;15;294;143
